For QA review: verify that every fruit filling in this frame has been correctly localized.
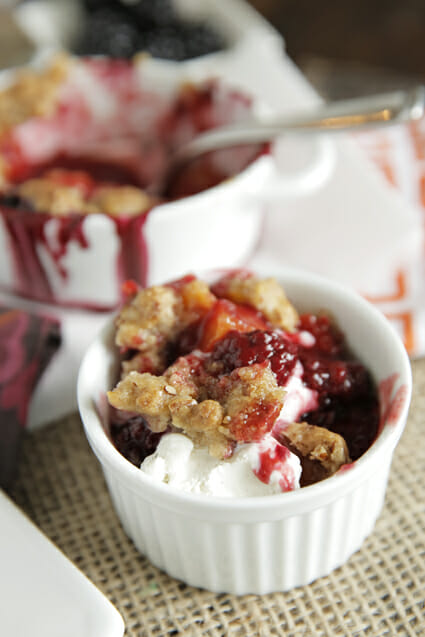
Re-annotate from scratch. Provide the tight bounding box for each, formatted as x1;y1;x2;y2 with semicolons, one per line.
107;271;380;495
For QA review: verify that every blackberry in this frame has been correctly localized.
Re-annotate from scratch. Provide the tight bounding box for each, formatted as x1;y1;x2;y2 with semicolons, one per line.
300;354;371;399
302;394;379;461
138;26;188;61
211;329;299;386
76;0;226;60
130;0;176;28
178;22;225;59
139;22;224;61
110;414;163;466
75;8;140;58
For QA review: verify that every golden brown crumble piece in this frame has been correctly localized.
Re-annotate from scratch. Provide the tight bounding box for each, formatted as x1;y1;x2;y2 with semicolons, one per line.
115;285;183;352
107;371;192;432
13;178;155;217
280;421;351;486
16;179;99;216
168;397;231;459
163;353;208;400
108;363;232;457
108;276;304;459
115;279;215;357
215;273;299;332
91;186;152;217
215;363;286;443
0;156;7;187
107;360;285;459
121;349;168;377
179;279;216;321
0;54;70;136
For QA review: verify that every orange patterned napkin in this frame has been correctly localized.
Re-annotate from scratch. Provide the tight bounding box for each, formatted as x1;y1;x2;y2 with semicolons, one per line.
355;120;425;357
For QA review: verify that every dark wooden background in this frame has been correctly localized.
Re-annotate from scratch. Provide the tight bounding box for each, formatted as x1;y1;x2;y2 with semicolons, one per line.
247;0;425;97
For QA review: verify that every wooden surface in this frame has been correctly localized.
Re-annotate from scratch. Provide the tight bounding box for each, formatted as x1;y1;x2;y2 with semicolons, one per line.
247;0;425;76
247;0;425;98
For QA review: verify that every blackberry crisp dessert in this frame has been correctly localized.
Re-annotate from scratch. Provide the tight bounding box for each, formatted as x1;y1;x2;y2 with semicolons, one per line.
107;271;380;496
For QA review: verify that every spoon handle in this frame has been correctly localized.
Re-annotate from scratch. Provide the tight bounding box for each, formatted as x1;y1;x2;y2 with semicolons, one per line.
177;85;425;162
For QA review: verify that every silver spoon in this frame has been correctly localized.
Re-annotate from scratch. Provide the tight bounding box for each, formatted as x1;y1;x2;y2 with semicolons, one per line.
155;85;425;194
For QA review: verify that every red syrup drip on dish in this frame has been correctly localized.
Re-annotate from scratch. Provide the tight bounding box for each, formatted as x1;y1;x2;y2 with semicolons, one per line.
0;147;156;309
115;213;150;297
1;206;52;300
378;373;408;431
0;206;90;302
0;201;152;309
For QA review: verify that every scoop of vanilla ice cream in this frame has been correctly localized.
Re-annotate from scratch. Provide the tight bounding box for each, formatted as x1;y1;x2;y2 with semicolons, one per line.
140;433;301;497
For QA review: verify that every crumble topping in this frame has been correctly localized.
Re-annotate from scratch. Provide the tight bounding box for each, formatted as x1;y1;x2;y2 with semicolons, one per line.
108;275;289;459
121;350;168;377
90;186;153;217
16;178;98;216
0;55;70;136
116;278;215;368
108;273;378;487
213;363;286;444
213;272;299;331
280;421;351;486
108;371;184;433
164;353;208;399
108;360;285;459
167;398;229;459
116;285;182;351
12;177;154;217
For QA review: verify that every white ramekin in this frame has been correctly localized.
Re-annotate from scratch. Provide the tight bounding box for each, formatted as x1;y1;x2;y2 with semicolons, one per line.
77;266;412;594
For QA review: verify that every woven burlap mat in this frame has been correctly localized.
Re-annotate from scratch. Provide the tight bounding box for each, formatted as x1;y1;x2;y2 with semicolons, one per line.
10;361;425;637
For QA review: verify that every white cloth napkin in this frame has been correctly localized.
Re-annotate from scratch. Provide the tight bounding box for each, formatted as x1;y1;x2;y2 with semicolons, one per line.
251;135;424;357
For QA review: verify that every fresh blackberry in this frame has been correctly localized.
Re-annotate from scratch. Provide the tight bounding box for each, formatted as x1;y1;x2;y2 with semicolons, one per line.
211;330;299;386
178;22;225;59
76;0;226;60
76;8;140;58
81;0;176;29
130;0;176;28
138;22;225;60
138;26;188;61
110;414;163;466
